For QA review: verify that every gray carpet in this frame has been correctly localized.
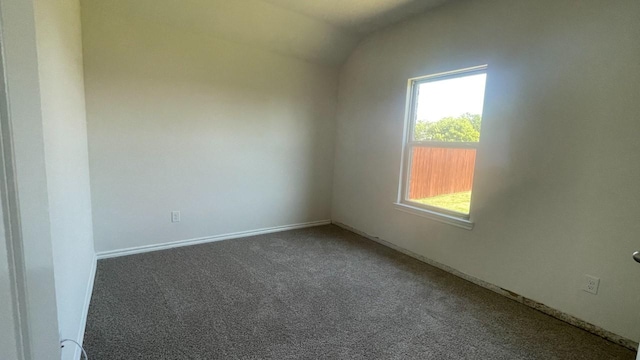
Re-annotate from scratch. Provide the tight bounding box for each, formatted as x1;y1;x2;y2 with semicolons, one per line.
84;225;635;359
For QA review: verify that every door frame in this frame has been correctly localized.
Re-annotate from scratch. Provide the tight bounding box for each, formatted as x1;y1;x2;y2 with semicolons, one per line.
0;0;61;358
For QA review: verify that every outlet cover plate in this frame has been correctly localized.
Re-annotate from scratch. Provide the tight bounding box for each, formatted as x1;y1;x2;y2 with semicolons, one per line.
583;275;600;295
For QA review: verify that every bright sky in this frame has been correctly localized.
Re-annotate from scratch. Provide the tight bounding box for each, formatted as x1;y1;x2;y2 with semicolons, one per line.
416;73;487;123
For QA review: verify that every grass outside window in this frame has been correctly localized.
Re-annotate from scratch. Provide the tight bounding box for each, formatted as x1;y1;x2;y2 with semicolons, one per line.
413;191;471;215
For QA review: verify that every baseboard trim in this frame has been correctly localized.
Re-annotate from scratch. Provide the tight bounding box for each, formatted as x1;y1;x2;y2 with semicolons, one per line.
74;254;97;360
332;221;638;351
96;220;332;260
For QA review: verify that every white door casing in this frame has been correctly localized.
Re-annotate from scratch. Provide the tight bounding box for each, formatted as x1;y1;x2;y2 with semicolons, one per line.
0;0;61;358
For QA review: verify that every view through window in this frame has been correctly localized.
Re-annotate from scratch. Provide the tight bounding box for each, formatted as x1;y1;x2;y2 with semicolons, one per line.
402;66;487;218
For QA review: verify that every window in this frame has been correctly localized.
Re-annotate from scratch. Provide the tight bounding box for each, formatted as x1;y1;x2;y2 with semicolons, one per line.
397;66;487;229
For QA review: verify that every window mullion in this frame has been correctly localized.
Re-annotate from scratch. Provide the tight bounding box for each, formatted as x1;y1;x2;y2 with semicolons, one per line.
408;141;479;149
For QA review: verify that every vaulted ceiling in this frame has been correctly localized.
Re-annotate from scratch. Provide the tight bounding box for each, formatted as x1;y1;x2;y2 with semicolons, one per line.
263;0;451;34
96;0;451;66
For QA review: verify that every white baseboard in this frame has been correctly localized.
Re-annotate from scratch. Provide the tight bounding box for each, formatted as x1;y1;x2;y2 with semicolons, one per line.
332;221;639;351
74;254;97;360
96;220;332;260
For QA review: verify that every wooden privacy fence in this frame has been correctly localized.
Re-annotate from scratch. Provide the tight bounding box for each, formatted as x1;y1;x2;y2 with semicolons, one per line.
409;147;477;199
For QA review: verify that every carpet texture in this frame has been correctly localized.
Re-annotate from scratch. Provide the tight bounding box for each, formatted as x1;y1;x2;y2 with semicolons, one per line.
84;225;635;359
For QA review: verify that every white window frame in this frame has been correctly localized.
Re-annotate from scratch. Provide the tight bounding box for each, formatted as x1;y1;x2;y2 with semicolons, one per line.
395;65;487;230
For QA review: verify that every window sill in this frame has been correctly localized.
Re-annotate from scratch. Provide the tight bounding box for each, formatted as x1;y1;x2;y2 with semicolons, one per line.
393;202;474;230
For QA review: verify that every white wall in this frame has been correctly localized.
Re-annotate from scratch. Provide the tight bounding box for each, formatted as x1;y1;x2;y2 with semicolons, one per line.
0;0;61;358
33;0;95;358
81;1;338;253
332;0;640;342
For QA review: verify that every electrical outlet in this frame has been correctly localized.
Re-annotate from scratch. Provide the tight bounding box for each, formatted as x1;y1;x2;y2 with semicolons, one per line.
583;275;600;295
171;211;180;223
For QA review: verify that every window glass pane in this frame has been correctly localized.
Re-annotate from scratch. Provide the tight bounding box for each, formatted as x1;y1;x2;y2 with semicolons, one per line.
407;146;477;215
413;73;486;142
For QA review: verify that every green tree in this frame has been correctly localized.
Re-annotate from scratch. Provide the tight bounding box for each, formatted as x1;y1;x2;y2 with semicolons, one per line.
414;113;481;142
460;113;482;133
414;121;430;141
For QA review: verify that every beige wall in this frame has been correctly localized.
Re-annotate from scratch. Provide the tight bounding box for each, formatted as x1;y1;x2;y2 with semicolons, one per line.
90;0;359;66
332;0;640;342
81;1;338;253
34;0;96;358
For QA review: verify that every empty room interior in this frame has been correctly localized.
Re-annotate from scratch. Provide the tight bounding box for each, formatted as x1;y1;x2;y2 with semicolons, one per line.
1;0;640;359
